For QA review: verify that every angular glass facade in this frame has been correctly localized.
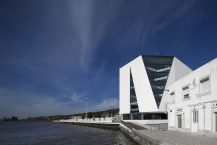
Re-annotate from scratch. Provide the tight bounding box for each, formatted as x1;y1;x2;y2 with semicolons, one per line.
130;70;142;120
142;55;174;108
130;70;139;113
122;55;173;120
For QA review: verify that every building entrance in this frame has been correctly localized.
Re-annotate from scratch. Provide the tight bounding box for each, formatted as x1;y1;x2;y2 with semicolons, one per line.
215;113;217;132
191;110;198;132
177;115;182;128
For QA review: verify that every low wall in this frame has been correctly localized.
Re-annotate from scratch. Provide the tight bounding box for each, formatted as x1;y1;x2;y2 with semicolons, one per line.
56;120;164;145
63;122;120;130
119;125;161;145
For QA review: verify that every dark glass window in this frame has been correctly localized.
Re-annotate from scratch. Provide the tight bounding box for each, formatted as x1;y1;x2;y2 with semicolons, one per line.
143;113;167;120
132;113;141;120
142;55;174;108
123;113;167;120
130;70;139;113
123;114;130;120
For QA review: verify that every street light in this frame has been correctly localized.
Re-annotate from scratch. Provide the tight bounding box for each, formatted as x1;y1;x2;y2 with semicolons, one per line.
85;96;87;119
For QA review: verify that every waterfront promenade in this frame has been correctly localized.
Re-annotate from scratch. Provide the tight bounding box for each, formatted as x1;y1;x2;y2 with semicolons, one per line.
56;118;217;145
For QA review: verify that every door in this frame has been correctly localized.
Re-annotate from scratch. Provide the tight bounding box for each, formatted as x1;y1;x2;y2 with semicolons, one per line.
177;115;182;128
191;110;198;132
215;113;217;132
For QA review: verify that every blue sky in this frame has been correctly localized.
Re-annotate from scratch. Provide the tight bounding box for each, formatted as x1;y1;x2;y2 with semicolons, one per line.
1;0;217;118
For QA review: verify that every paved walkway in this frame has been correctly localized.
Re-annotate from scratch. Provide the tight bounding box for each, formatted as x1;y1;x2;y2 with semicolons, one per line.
134;129;217;145
121;121;146;130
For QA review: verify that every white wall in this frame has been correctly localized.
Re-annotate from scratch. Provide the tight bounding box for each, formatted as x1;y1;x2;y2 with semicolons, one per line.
159;57;192;111
168;58;217;106
168;58;217;132
130;56;158;112
120;55;193;114
119;64;130;114
174;57;193;82
119;55;158;114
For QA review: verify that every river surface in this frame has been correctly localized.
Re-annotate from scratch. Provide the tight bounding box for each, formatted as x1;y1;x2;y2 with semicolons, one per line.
0;121;137;145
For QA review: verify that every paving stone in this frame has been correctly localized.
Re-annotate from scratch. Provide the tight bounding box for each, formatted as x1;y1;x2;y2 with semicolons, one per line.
136;129;217;145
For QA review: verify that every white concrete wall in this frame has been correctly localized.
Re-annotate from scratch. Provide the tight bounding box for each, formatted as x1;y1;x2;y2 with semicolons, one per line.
119;64;130;114
120;55;192;114
119;55;158;114
168;58;217;132
130;56;158;112
174;57;193;82
159;57;192;111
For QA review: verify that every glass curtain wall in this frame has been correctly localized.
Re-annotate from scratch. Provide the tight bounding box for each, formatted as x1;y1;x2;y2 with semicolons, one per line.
142;55;174;108
130;70;141;120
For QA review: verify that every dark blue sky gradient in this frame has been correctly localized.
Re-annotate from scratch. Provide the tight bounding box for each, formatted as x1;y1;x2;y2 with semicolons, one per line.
1;0;217;118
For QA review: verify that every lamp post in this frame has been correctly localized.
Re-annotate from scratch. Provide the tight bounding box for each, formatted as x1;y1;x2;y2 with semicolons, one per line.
85;96;87;119
111;105;113;118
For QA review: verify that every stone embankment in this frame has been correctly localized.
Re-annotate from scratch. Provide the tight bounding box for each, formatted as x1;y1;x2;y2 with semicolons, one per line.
119;121;162;145
56;118;164;145
63;122;120;130
56;119;217;145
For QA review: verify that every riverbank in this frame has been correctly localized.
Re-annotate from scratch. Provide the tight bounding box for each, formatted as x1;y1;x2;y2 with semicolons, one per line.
57;120;217;145
56;120;162;145
63;122;120;130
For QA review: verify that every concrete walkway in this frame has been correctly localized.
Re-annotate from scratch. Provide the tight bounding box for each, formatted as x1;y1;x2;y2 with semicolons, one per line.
121;121;146;130
134;129;217;145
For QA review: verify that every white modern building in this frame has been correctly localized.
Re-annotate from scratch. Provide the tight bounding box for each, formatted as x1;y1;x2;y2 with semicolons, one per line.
168;58;217;133
119;55;192;121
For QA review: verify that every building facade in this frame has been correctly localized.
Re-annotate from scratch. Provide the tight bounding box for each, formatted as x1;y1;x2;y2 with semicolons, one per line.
119;55;192;120
168;58;217;133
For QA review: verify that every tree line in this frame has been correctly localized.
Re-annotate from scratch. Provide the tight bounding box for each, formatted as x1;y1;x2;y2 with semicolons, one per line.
3;116;19;121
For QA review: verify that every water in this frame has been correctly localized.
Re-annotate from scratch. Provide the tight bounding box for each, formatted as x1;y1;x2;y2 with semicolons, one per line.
0;121;137;145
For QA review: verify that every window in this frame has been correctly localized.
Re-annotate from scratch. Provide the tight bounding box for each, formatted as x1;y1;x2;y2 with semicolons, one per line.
170;92;175;95
123;114;130;120
130;70;139;113
193;110;198;123
143;113;167;120
153;76;168;81
142;55;173;108
132;113;141;120
200;76;211;94
182;85;190;100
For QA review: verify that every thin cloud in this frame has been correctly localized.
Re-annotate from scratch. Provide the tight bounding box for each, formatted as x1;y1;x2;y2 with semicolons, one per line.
70;92;83;102
0;0;203;118
0;88;82;118
119;1;197;47
94;98;119;111
68;0;124;71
